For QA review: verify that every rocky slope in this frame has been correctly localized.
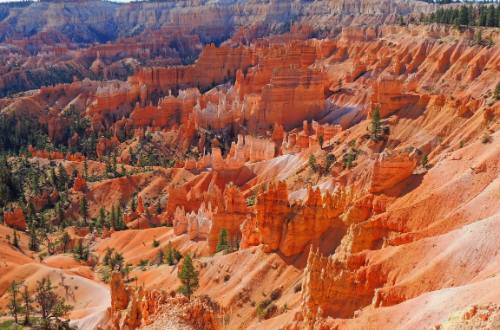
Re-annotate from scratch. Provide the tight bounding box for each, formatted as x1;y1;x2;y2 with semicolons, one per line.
0;2;499;330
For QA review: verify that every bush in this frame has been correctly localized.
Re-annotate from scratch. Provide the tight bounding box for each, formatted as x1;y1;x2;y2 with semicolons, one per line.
256;299;277;320
152;239;160;248
138;259;149;270
482;133;492;144
270;288;281;301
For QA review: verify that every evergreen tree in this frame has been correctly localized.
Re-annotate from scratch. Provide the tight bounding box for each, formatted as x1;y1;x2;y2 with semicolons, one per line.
131;193;137;212
216;228;230;253
324;153;336;173
83;160;89;179
8;281;21;324
116;204;125;230
495;82;500;100
57;163;69;191
61;231;70;253
459;5;469;26
97;207;106;230
35;277;73;330
28;226;39;252
177;255;199;299
308;155;317;172
120;164;127;177
22;285;33;326
12;229;19;248
103;248;113;266
79;196;88;225
73;240;89;261
110;252;124;271
55;202;65;227
166;242;175;266
370;106;382;141
318;135;324;149
166;248;175;266
486;5;496;27
0;156;20;208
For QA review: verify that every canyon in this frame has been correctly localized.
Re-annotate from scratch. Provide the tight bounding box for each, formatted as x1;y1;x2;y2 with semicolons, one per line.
0;1;499;330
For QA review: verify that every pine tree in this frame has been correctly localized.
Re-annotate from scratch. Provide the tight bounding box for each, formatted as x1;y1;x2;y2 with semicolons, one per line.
459;5;469;26
35;277;73;330
318;135;324;149
110;252;124;271
12;229;19;248
28;226;39;252
216;228;230;253
324;153;336;173
97;207;106;230
308;155;317;172
79;196;88;225
8;281;21;324
495;82;500;100
131;194;137;212
61;231;70;253
177;255;199;299
57;163;69;191
370;106;382;141
83;160;89;179
55;202;65;227
22;285;33;326
166;241;175;266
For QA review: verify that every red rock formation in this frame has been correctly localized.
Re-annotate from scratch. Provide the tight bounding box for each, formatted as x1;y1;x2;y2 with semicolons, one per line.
242;182;349;256
3;208;27;231
172;183;251;253
72;175;87;192
130;44;254;96
370;76;420;118
107;272;221;330
300;248;384;324
369;150;418;193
